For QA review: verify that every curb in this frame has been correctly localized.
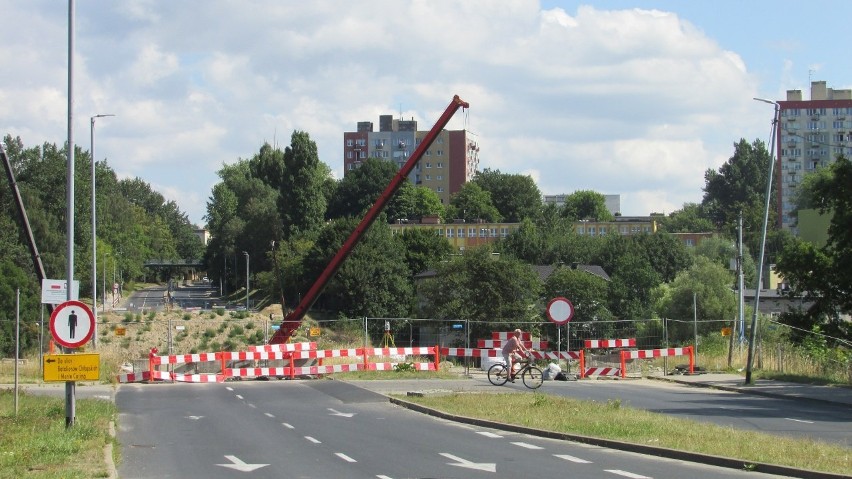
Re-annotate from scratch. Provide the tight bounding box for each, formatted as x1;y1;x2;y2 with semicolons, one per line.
385;395;848;479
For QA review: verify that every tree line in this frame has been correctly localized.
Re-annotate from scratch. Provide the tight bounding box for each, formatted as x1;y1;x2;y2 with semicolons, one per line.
1;135;204;356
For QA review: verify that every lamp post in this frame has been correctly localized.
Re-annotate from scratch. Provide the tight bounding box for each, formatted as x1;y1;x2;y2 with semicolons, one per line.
745;97;780;385
243;251;250;311
90;113;114;348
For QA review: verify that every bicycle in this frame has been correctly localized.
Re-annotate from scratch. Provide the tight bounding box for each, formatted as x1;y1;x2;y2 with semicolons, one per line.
487;355;543;389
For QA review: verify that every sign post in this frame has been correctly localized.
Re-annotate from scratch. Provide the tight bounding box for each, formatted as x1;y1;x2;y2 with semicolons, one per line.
547;297;575;357
49;300;95;428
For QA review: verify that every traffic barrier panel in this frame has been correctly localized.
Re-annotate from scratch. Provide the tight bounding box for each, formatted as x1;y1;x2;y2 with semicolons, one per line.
491;331;532;341
620;346;693;378
583;367;621;377
584;338;636;349
477;339;549;349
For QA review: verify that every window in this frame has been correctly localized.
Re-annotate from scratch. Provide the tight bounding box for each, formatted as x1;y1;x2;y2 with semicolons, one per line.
425;175;431;180
347;139;353;146
685;239;695;247
436;150;443;156
588;227;595;235
347;151;353;159
436;175;443;180
437;138;444;144
479;229;487;238
469;228;476;237
437;187;444;192
359;151;365;159
425;162;432;168
347;164;353;171
356;139;365;146
437;162;444;168
500;227;508;237
425;150;431;156
447;228;454;238
458;228;465;238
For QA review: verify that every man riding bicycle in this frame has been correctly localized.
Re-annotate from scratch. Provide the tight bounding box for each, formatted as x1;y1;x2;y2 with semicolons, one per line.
501;329;529;382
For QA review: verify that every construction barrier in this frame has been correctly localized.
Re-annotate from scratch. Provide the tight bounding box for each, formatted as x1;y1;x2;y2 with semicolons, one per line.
117;343;440;383
620;346;693;378
582;338;636;378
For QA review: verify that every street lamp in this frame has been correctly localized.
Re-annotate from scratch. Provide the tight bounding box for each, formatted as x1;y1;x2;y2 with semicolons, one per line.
90;113;114;348
243;251;250;311
745;97;780;385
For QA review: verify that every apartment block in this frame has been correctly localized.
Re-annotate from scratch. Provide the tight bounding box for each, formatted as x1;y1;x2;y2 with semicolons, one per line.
343;114;479;204
777;80;852;233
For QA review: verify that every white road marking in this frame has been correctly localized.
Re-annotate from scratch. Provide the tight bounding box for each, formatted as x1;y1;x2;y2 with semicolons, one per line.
235;394;243;400
476;431;503;438
226;387;234;391
216;455;269;472
304;436;321;444
327;408;356;418
554;454;592;463
786;418;815;424
440;453;497;473
376;476;393;479
282;423;294;429
605;470;651;478
248;403;257;409
264;413;275;418
511;442;543;449
336;453;357;463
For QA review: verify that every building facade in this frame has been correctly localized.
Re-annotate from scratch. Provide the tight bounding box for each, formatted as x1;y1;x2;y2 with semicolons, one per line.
343;114;479;204
543;193;622;216
776;80;852;234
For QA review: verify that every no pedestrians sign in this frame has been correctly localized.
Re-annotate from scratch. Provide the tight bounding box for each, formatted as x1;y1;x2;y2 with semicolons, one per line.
49;300;95;349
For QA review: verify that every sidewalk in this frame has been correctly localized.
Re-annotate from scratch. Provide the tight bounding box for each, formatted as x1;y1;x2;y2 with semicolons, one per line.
651;372;852;407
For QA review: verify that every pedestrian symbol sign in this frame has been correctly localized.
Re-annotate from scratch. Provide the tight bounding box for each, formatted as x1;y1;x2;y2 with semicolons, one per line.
49;300;95;349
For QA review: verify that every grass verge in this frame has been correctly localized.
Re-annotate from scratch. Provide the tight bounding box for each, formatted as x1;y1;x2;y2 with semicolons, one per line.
400;391;851;475
0;389;116;478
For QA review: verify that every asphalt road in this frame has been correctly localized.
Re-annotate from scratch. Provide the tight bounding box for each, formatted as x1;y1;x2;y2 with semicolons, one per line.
116;381;793;479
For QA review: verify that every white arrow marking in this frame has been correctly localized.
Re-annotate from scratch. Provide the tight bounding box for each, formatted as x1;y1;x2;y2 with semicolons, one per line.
216;455;269;472
327;408;356;418
184;415;204;420
440;453;496;473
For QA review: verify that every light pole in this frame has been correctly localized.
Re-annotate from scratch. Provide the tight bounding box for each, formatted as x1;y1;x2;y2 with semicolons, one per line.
243;251;250;311
90;113;114;348
745;97;780;385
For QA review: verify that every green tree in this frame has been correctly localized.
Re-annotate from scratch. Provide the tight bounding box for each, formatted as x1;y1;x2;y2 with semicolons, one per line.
654;256;737;341
658;203;715;233
472;169;542;222
418;247;541;338
326;158;415;223
445;183;502;223
774;156;852;342
279;131;330;239
561;190;614;221
543;266;611;324
398;227;453;278
702;138;776;253
692;236;756;287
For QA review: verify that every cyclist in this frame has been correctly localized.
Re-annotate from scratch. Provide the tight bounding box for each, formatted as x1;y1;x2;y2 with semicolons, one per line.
501;329;529;382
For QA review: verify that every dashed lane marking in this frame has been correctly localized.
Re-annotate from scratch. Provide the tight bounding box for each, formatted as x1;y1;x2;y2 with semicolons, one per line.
554;454;592;464
282;423;294;429
305;436;321;444
264;413;275;418
605;470;651;478
476;431;503;438
511;442;544;449
336;453;357;463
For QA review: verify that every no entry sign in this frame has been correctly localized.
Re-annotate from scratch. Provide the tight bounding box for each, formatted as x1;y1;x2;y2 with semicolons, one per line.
49;300;95;349
546;297;574;325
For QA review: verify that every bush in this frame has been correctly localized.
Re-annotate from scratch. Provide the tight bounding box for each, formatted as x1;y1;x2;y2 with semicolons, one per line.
183;313;191;321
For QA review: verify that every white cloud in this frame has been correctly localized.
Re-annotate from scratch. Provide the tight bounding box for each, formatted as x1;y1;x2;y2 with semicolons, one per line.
0;1;773;225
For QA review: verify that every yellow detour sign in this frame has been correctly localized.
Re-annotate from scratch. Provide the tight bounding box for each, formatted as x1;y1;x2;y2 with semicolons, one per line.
115;327;126;336
309;327;321;337
721;327;732;337
43;353;100;382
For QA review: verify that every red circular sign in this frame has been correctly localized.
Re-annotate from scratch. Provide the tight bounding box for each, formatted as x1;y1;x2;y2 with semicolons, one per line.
49;300;95;348
547;297;574;325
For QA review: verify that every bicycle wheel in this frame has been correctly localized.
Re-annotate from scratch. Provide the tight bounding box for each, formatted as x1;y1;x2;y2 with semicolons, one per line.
488;363;509;386
522;366;544;389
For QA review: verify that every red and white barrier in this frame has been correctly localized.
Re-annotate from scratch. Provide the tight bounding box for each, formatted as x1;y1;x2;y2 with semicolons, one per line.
583;367;621;377
585;338;636;349
620;346;693;378
477;339;549;349
492;331;531;341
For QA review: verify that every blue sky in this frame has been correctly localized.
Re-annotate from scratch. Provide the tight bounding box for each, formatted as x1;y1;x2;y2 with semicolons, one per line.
2;1;850;226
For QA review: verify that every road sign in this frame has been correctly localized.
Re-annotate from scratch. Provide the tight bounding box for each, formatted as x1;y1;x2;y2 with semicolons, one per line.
41;278;80;305
309;327;321;337
49;300;95;348
115;327;126;336
546;297;574;325
43;353;100;382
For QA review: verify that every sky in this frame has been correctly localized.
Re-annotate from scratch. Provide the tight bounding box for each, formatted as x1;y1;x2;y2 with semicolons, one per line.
2;1;851;227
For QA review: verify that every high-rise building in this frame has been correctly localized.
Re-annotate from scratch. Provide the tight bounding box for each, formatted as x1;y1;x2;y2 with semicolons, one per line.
343;114;479;204
776;80;852;234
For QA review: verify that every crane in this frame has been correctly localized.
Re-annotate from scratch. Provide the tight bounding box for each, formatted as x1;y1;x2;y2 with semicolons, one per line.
268;95;470;344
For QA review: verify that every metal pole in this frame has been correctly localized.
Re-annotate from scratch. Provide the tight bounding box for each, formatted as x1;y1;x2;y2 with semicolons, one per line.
693;292;698;365
66;0;76;429
243;251;249;310
746;99;779;385
15;288;20;416
90;114;114;348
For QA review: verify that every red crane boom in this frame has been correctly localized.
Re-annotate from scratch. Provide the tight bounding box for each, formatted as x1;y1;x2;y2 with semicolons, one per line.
269;95;469;344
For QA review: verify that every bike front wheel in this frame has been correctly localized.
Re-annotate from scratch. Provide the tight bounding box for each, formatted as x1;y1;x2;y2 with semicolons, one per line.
522;366;544;389
488;363;509;386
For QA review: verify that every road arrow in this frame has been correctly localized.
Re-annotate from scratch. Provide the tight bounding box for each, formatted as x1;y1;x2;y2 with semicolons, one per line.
216;455;269;472
327;408;356;418
440;453;496;473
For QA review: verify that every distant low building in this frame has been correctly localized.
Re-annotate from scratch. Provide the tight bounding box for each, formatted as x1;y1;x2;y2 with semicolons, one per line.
194;228;210;246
